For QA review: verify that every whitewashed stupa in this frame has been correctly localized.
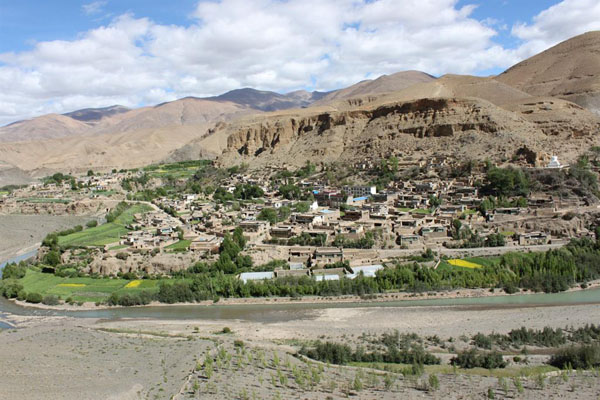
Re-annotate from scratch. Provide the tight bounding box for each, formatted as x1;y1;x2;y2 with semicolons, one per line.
546;155;563;169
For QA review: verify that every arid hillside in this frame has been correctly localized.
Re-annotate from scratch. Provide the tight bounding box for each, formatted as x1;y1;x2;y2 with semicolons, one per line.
497;31;600;115
218;94;599;170
313;70;436;104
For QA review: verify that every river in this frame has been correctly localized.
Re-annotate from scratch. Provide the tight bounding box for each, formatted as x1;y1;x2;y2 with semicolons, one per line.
1;286;600;324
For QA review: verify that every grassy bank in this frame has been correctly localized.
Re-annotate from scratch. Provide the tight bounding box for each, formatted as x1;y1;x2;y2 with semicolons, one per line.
18;269;159;303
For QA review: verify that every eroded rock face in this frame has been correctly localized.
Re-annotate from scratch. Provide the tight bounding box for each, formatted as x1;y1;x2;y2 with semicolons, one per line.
220;97;570;168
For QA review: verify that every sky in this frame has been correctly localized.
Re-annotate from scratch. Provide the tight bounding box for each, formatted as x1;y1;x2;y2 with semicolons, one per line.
1;0;600;125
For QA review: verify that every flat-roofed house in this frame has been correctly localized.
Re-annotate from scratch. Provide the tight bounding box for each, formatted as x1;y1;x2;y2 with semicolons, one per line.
420;225;447;238
313;247;344;265
518;232;550;246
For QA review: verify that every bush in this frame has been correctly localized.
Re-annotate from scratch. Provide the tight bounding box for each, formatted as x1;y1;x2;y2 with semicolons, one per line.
549;344;600;369
0;279;24;298
43;250;61;267
115;252;129;260
1;262;27;280
450;349;507;369
222;327;232;334
42;294;60;306
106;291;153;307
26;292;43;304
86;220;98;228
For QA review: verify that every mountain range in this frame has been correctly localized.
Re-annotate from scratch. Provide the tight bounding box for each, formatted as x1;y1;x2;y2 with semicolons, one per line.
1;31;599;185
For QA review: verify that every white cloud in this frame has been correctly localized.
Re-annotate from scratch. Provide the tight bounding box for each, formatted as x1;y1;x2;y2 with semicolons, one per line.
511;0;600;58
0;0;597;126
82;1;107;16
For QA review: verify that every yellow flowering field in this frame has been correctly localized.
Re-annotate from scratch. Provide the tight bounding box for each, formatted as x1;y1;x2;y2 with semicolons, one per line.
125;280;142;288
447;259;483;269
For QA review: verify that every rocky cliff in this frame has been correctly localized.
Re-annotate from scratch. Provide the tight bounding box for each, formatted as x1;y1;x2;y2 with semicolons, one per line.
219;96;598;168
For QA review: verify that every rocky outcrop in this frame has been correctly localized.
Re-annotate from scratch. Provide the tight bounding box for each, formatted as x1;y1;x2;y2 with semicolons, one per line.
220;96;593;168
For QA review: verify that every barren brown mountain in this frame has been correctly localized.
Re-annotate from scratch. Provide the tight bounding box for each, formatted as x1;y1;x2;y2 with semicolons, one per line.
497;31;600;115
313;70;436;105
0;98;251;179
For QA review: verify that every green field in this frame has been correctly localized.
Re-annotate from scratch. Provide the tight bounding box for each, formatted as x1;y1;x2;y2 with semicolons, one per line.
18;269;160;303
16;197;71;204
143;160;211;179
0;191;9;196
58;203;152;247
165;240;191;251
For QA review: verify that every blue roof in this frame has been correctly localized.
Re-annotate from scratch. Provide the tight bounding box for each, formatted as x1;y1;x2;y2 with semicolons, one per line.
312;190;320;194
353;196;368;202
320;209;334;214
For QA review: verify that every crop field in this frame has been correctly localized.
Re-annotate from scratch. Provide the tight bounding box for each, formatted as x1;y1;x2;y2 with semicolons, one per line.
143;160;211;179
447;259;484;269
18;270;160;302
58;203;152;247
16;197;71;204
165;240;191;251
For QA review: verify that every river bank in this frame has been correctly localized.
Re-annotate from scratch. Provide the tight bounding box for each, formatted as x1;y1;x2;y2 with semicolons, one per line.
0;214;93;264
8;278;600;313
2;298;600;400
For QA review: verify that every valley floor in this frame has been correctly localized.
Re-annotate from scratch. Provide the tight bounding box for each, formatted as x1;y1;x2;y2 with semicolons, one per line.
1;301;600;399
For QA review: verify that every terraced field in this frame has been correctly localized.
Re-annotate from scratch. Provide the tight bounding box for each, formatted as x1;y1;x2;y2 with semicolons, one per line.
58;203;152;247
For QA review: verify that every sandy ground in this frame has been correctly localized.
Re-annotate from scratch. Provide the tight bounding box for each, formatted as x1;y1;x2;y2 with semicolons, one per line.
2;301;600;399
0;214;94;262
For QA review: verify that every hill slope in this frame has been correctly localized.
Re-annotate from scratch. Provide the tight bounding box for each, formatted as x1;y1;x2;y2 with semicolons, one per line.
207;88;327;111
314;71;436;105
497;31;600;115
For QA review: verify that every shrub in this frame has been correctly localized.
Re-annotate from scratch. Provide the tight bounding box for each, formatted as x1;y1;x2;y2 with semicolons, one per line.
115;252;129;260
86;220;98;228
428;374;440;391
42;294;60;305
450;349;507;369
43;250;61;267
26;292;43;304
1;262;27;280
549;344;600;369
0;279;24;298
106;291;153;307
472;333;493;349
222;327;232;334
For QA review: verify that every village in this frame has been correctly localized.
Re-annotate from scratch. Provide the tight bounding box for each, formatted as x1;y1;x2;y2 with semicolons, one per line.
0;154;595;282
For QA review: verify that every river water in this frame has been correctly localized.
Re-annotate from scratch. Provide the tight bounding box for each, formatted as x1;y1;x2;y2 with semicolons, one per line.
1;287;599;324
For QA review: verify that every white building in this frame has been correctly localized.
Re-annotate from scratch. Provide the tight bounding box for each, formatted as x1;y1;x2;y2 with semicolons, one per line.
342;185;377;198
547;156;563;169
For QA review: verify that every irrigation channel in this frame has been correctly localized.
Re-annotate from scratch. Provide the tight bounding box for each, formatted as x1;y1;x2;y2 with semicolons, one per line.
1;250;600;325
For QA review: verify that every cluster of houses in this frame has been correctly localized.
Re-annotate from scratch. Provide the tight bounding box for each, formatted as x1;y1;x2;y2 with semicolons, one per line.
2;155;594;280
